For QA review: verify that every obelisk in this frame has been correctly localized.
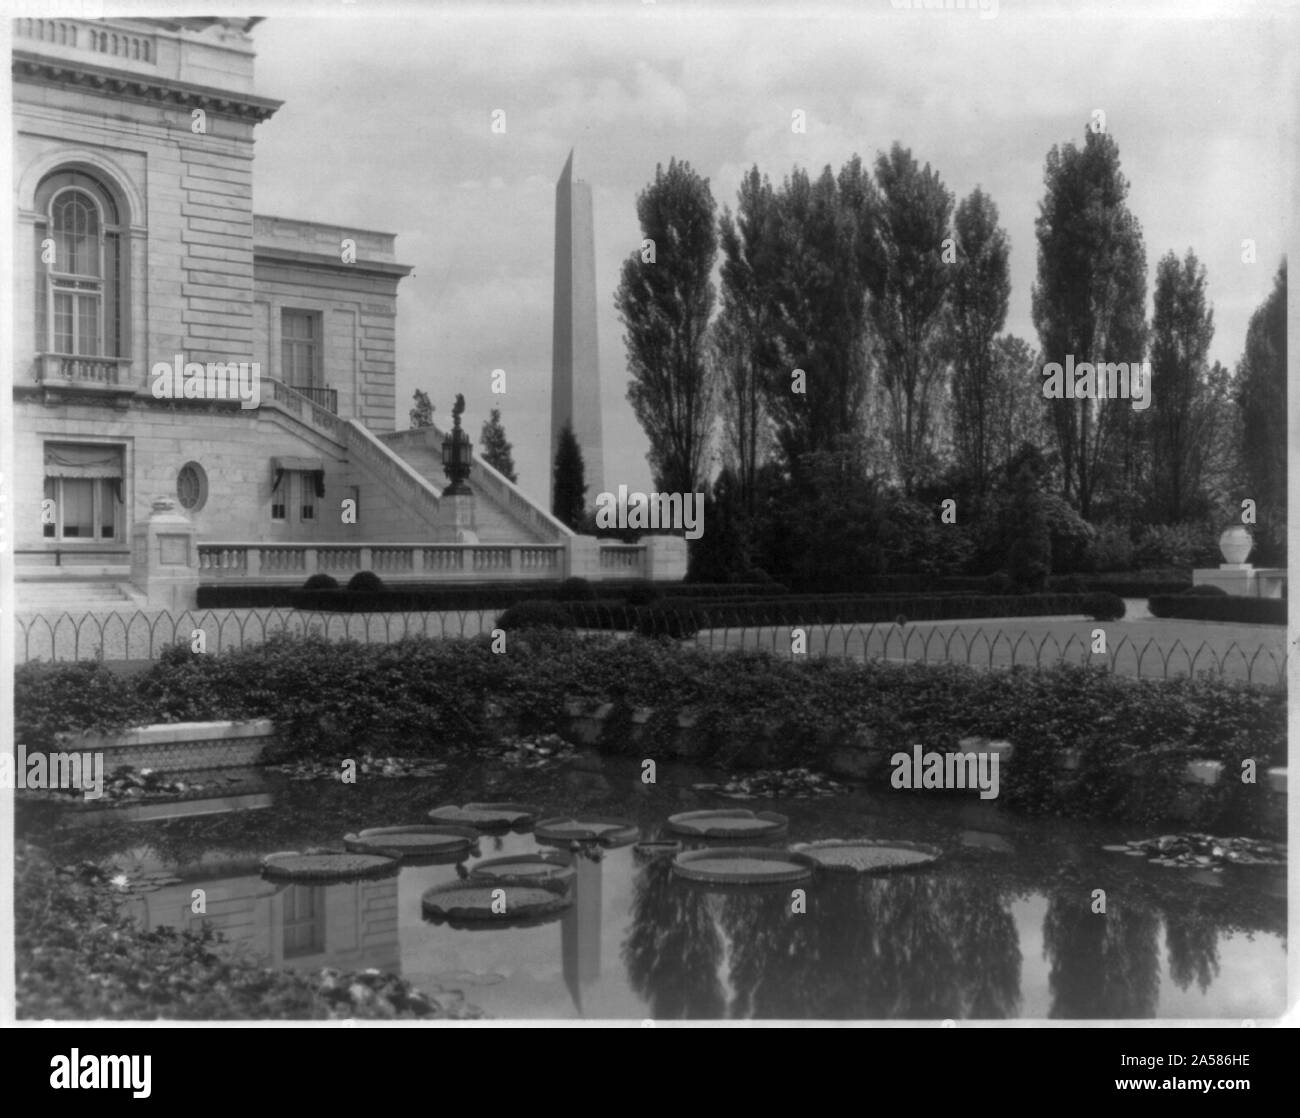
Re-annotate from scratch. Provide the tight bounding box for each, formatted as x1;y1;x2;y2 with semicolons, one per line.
550;150;605;505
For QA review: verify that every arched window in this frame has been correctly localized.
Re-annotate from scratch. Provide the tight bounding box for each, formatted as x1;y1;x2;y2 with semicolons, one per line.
33;170;127;358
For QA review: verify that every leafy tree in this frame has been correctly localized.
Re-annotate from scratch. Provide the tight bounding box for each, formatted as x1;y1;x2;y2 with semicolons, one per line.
1236;258;1287;560
1147;249;1217;523
761;159;881;476
947;187;1011;495
551;420;587;530
616;158;718;494
1032;126;1148;518
988;334;1050;479
409;388;434;429
869;143;955;495
479;407;517;483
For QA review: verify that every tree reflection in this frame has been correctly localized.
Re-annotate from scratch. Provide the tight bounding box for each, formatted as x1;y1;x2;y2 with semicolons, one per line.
723;874;1022;1019
1164;912;1220;994
1043;891;1160;1017
621;858;725;1018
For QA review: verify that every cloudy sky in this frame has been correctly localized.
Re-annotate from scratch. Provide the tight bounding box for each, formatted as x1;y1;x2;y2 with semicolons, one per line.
247;0;1295;505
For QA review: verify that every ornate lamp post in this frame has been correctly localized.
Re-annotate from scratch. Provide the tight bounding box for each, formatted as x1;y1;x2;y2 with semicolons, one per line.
441;393;473;495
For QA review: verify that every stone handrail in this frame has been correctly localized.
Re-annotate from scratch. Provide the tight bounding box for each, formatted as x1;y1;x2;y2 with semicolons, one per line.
383;424;574;543
343;418;448;533
599;543;647;576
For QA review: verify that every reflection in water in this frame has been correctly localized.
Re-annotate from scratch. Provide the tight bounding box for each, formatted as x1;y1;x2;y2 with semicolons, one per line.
1042;891;1160;1018
725;874;1021;1019
562;853;603;1013
1164;911;1221;995
622;858;726;1018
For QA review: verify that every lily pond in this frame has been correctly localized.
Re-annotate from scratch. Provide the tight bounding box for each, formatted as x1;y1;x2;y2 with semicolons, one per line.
28;753;1286;1021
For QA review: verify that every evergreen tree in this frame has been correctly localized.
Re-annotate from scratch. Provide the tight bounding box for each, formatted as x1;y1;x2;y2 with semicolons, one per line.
479;407;518;483
552;420;587;530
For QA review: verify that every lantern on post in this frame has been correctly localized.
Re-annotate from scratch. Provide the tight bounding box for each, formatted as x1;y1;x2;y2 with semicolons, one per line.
441;393;473;495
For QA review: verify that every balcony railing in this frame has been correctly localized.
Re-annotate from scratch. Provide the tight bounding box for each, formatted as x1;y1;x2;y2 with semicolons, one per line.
197;542;569;583
288;383;338;414
36;354;135;397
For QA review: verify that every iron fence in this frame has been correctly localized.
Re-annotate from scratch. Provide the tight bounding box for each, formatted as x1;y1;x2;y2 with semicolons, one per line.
12;607;1288;688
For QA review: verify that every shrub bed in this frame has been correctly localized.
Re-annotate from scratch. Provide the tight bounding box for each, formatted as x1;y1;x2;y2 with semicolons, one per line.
15;631;1283;831
1148;595;1286;625
14;843;482;1020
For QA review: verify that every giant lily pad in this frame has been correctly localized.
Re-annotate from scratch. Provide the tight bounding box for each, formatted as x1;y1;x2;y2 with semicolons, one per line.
534;815;639;847
426;802;539;831
469;853;576;888
262;850;399;882
421;880;571;927
671;846;817;886
792;839;941;874
343;825;480;862
664;808;789;841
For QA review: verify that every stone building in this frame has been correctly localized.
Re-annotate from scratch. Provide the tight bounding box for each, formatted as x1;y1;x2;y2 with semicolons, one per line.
10;15;682;611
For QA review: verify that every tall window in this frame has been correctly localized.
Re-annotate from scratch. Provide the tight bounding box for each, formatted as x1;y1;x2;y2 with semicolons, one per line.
34;171;126;358
281;310;319;385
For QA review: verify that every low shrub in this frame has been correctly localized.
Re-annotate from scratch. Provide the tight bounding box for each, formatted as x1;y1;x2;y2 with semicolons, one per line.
495;600;574;631
1181;584;1229;596
347;571;384;593
303;573;339;591
1083;592;1126;622
1148;595;1286;625
14;658;147;749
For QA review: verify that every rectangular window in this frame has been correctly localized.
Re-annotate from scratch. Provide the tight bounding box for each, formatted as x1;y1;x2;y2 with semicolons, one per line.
43;444;123;541
281;310;319;386
272;474;287;521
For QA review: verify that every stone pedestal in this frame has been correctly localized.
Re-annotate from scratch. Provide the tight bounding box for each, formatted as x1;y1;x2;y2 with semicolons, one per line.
438;492;477;544
565;535;601;580
130;497;198;611
1192;564;1288;597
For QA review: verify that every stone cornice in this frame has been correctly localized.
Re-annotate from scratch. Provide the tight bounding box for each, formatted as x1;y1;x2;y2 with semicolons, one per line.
12;49;283;123
254;244;414;279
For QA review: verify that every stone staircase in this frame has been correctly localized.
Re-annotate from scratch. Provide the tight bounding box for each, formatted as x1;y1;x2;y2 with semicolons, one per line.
14;570;142;613
380;436;551;544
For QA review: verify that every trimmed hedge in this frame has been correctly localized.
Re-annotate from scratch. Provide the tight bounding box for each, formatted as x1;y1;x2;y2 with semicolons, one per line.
1148;595;1286;625
283;580;786;613
564;592;1126;631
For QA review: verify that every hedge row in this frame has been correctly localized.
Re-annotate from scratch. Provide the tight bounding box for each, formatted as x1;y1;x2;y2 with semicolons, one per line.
199;579;787;611
500;592;1126;636
1148;595;1287;625
13;631;1284;831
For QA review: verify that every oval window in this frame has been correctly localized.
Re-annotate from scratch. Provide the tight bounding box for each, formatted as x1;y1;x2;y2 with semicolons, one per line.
177;461;207;512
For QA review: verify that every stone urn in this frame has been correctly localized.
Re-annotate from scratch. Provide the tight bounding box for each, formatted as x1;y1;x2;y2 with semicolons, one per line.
1218;525;1253;565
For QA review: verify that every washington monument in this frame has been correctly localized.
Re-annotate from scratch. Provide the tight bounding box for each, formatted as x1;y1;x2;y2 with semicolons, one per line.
550;150;605;504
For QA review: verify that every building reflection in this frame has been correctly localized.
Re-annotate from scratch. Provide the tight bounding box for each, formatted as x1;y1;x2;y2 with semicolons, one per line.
127;848;400;974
